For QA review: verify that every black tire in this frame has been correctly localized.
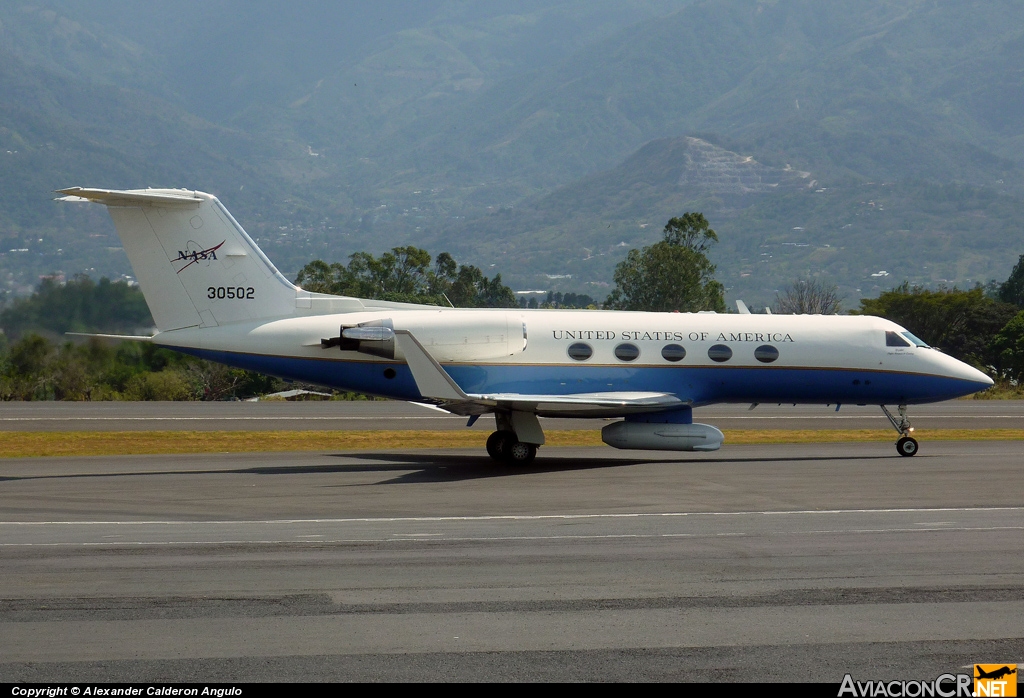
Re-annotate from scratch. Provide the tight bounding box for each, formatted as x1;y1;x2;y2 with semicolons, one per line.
896;436;919;457
506;441;537;466
486;430;516;461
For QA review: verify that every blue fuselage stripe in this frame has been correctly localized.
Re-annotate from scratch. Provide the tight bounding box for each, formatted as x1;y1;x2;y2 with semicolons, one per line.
170;347;988;406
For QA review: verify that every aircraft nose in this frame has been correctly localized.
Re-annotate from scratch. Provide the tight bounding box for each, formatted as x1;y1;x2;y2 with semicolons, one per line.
941;353;993;390
961;362;994;388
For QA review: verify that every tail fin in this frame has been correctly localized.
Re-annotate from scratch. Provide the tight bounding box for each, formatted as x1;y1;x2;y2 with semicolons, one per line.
57;188;299;331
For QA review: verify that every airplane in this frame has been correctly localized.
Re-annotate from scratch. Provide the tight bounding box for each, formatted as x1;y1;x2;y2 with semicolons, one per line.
975;666;1017;681
56;187;994;465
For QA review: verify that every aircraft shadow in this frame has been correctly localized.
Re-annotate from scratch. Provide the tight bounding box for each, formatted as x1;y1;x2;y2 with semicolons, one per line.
325;451;895;484
0;450;895;485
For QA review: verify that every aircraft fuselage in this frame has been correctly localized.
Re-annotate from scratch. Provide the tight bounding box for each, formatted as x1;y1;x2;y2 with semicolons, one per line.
154;308;992;411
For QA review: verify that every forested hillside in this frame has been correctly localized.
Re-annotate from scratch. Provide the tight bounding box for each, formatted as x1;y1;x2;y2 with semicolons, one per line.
2;1;1023;305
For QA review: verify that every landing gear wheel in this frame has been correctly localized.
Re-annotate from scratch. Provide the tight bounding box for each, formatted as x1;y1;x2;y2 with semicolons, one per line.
506;440;537;466
896;436;919;457
486;430;517;461
882;405;919;458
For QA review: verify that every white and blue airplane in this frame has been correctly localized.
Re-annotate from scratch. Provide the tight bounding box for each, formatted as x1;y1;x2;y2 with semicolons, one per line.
57;187;993;464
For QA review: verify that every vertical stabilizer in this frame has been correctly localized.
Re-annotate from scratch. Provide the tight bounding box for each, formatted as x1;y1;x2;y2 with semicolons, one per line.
57;188;299;331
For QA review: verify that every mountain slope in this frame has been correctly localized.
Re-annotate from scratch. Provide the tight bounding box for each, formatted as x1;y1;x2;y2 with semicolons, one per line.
430;136;1024;304
387;0;1024;192
1;1;1023;305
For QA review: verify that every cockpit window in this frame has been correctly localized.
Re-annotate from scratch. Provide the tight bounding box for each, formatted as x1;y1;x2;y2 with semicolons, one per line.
885;331;911;347
900;331;929;348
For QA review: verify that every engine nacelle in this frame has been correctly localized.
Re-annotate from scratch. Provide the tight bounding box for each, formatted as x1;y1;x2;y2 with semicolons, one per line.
330;313;527;362
601;421;724;452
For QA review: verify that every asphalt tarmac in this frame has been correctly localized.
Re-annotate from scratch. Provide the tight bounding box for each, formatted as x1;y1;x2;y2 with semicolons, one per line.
1;411;1022;681
1;398;1023;431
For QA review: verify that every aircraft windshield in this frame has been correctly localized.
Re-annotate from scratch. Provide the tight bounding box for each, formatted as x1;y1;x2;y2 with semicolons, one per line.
885;331;911;347
900;331;929;348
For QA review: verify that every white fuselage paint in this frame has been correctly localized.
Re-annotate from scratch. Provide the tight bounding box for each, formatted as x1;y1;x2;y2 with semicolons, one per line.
152;307;991;404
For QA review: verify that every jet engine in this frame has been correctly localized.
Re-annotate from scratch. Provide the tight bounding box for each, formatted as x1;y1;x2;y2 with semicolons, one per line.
601;421;724;452
324;313;527;362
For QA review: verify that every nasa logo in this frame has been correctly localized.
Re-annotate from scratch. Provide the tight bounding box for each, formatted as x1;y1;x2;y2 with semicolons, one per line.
174;240;225;274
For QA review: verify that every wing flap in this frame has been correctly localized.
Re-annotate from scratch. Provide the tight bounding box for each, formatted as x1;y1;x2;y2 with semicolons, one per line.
430;390;688;417
461;391;687;417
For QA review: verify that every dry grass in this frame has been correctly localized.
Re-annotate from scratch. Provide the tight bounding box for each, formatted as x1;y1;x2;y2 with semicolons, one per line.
0;428;1022;459
969;382;1024;399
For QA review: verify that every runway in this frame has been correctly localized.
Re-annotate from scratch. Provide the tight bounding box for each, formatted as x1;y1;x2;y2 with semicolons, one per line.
1;430;1023;681
1;399;1023;431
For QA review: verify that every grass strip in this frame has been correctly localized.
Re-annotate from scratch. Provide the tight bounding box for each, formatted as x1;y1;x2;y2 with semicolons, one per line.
1;428;1023;459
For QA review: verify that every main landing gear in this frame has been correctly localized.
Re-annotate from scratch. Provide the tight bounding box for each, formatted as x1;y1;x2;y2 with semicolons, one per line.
881;404;918;457
486;430;537;465
485;412;544;466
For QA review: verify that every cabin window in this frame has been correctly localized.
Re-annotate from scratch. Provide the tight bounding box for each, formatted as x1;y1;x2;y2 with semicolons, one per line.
614;343;640;362
567;342;593;361
708;344;733;362
754;345;779;363
661;344;686;362
886;331;912;347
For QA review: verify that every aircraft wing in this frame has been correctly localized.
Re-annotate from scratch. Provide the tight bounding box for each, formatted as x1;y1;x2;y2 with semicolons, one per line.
394;329;687;417
443;391;688;418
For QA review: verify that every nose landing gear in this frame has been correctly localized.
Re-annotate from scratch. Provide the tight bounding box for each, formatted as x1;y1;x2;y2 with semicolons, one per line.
881;404;918;456
896;435;919;456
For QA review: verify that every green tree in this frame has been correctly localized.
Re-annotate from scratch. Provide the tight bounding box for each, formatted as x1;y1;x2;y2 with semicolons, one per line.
998;254;1024;308
858;283;1018;368
992;310;1024;381
442;263;518;308
123;371;195;401
0;276;153;338
295;247;516;308
773;278;843;314
604;213;725;312
0;334;53;400
291;259;339;295
0;330;289;401
522;291;596;309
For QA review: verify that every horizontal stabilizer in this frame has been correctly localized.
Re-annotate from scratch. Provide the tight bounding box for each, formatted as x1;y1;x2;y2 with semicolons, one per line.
65;332;154;342
56;187;202;207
